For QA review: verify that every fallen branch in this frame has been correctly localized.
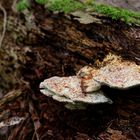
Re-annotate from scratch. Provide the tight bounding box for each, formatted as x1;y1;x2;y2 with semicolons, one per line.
12;0;18;13
0;89;22;111
29;99;41;140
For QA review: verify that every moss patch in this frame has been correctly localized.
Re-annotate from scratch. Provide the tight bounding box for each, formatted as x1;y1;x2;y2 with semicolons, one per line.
93;3;140;25
35;0;48;5
16;0;140;25
44;0;140;25
46;0;84;13
16;0;30;12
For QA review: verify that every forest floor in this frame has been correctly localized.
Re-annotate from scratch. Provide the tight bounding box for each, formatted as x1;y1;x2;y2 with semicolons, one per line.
0;0;140;140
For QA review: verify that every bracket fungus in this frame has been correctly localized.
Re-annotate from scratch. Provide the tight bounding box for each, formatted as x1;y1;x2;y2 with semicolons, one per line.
39;54;140;109
78;54;140;89
40;76;112;107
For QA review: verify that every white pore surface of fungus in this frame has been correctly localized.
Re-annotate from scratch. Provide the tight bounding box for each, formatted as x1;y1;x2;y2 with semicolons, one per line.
40;76;112;104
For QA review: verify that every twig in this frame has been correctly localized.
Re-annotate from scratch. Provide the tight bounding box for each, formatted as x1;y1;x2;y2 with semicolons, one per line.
12;0;18;13
0;90;22;111
0;3;7;48
29;99;41;140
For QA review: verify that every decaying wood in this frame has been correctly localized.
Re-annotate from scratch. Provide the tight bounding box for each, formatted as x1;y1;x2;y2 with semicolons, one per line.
0;3;7;48
0;3;140;139
0;90;22;111
35;12;140;64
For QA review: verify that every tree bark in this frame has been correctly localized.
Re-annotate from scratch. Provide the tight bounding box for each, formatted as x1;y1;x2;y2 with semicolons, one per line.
34;12;140;64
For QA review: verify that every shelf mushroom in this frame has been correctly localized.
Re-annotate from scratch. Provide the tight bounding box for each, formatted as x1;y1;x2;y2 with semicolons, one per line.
78;54;140;90
40;53;140;109
40;76;112;106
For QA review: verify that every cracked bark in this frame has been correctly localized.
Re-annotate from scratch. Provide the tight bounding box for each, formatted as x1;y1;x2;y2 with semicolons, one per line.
34;12;140;65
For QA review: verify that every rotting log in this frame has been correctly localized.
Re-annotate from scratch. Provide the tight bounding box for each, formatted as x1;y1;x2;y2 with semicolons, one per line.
0;6;140;107
0;2;140;139
33;11;140;64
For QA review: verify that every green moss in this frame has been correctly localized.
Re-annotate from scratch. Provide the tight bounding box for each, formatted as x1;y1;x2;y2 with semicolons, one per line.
16;0;140;25
44;0;140;25
93;3;140;25
46;0;84;13
16;0;30;12
35;0;48;5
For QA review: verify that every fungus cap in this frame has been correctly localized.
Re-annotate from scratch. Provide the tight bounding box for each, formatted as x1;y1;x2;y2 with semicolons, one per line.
40;76;112;104
77;54;140;89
